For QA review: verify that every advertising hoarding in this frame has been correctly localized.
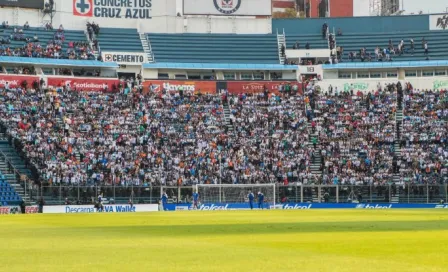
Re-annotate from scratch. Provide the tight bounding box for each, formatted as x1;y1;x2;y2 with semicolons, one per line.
43;204;159;214
143;80;301;94
0;75;39;88
164;203;448;211
144;80;217;94
47;77;120;91
102;52;147;65
183;0;272;16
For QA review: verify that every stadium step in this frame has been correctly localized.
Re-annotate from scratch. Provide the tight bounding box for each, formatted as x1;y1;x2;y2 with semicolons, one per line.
140;33;154;63
307;121;323;179
222;102;235;135
277;32;286;64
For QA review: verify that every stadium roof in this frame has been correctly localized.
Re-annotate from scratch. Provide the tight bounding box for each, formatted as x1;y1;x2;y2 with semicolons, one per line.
323;60;448;69
0;57;118;68
143;63;297;71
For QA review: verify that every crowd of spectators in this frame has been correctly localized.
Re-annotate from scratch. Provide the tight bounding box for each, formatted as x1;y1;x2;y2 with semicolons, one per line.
0;23;95;60
315;84;397;185
228;90;313;184
87;22;100;41
346;38;429;62
400;88;447;183
0;80;446;190
0;86;228;187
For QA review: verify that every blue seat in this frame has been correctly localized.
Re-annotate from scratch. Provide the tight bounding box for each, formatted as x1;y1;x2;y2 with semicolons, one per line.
3;202;7;206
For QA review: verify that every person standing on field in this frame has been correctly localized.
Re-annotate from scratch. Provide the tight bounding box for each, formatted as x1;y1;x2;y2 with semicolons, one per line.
257;192;264;209
192;191;199;210
248;191;254;210
161;192;168;211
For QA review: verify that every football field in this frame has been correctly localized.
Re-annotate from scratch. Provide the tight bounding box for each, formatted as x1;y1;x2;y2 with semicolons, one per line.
0;210;447;272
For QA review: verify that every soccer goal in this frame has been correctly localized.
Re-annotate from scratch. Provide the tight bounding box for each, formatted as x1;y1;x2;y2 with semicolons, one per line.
195;184;276;207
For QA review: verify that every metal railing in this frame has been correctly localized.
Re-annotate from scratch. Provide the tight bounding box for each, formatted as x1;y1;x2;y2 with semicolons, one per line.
29;184;448;206
0;148;29;201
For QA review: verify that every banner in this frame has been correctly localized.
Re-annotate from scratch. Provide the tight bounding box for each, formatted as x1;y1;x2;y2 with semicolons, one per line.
429;14;448;31
286;49;331;59
102;52;147;65
47;77;120;91
183;0;272;16
43;204;159;214
0;0;44;9
144;80;217;94
73;0;152;19
164;202;448;211
144;80;302;95
25;206;39;214
0;206;22;214
226;81;301;94
0;75;39;89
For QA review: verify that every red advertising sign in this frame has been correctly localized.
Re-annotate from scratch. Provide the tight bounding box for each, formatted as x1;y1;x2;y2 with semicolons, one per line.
0;75;39;88
0;207;10;214
143;80;217;94
25;206;39;214
143;80;302;95
227;81;301;95
47;77;120;91
0;206;21;214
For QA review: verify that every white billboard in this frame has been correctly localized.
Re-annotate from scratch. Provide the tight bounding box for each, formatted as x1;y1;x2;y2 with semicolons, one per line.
43;204;159;214
183;0;272;16
429;14;448;31
102;52;147;65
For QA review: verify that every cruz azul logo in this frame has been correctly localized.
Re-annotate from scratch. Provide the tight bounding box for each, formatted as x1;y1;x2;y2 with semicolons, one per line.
73;0;93;17
213;0;241;15
73;0;152;19
436;15;448;30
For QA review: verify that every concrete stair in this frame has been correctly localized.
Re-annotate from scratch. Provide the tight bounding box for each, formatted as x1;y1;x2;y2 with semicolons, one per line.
139;33;154;62
307;122;322;179
277;32;286;64
222;101;234;135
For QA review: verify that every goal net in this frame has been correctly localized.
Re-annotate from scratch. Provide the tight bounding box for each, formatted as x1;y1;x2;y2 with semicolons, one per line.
195;184;276;207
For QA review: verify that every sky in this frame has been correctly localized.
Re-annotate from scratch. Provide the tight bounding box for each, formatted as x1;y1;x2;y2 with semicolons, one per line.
402;0;448;14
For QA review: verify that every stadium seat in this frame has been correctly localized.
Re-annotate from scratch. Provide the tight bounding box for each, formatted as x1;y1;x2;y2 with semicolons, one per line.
147;33;280;64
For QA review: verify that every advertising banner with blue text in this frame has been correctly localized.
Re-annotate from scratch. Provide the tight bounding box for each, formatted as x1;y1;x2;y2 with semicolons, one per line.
43;204;159;214
164;203;448;211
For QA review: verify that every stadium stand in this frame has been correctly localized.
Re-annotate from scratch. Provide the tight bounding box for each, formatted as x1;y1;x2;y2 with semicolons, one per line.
97;28;144;53
315;87;397;185
337;31;448;62
0;26;92;60
147;33;280;64
284;33;328;50
400;88;447;184
0;135;23;206
275;16;448;62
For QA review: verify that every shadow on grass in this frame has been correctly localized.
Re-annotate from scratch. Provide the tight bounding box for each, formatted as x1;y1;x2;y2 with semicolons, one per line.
65;220;448;237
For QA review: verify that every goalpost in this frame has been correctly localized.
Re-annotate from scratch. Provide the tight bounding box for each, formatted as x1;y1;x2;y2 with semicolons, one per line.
195;184;276;207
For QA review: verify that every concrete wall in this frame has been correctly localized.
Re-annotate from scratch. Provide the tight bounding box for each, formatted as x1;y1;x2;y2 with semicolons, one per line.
0;0;271;34
273;14;430;34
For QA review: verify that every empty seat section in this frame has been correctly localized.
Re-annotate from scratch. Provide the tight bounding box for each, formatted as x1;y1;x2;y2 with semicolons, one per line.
98;28;144;52
147;33;279;64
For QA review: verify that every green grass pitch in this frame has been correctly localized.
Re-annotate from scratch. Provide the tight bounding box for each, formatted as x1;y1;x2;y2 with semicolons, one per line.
0;210;448;272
